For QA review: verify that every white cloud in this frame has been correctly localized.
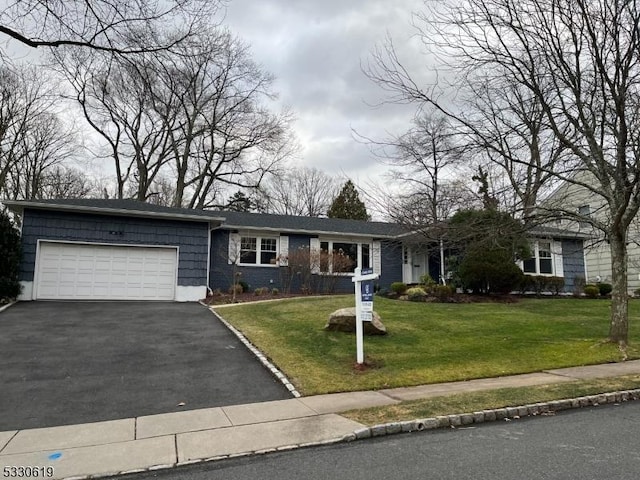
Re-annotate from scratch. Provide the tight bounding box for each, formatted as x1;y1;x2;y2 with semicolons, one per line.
224;0;431;183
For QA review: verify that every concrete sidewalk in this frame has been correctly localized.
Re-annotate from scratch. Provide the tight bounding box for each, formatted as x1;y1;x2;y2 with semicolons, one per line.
2;360;640;480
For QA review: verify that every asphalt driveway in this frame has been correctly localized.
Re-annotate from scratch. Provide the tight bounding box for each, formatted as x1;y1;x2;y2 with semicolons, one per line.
0;302;291;431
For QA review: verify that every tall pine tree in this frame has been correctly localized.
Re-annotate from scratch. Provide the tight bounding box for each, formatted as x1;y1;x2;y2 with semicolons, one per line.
327;180;370;220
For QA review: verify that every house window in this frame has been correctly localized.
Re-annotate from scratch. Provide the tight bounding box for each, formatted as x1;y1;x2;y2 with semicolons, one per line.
240;236;278;266
578;205;591;228
523;241;554;275
319;240;370;273
538;242;553;274
362;244;371;269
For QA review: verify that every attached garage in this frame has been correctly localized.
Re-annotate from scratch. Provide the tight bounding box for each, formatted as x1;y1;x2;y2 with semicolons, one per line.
4;199;224;302
35;242;178;300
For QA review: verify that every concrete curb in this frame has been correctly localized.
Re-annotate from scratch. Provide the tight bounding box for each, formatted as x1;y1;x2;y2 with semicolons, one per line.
67;437;348;480
207;306;302;398
48;388;640;480
0;301;17;313
342;388;640;441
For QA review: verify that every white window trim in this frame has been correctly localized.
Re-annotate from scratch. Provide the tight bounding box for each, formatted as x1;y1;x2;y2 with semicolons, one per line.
521;239;558;277
238;234;280;267
316;237;373;276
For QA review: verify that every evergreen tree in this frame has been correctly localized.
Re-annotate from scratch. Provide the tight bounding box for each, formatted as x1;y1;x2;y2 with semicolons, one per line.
0;210;22;301
448;208;529;294
327;180;370;220
226;191;253;212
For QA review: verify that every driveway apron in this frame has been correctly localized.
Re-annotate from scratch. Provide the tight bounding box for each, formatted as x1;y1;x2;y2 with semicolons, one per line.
0;302;291;431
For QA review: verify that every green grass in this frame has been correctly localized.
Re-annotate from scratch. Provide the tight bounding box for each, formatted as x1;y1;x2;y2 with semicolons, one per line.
343;375;640;426
216;296;640;395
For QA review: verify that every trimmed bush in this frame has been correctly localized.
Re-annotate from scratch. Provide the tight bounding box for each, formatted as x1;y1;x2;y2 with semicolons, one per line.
406;287;427;302
419;273;436;287
228;284;243;295
597;283;612;296
271;288;280;295
238;280;250;292
254;287;269;296
433;284;455;300
390;282;408;294
584;285;599;298
458;249;525;294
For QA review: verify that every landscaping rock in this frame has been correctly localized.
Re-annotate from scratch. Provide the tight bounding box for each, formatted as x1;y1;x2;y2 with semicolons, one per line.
324;307;387;335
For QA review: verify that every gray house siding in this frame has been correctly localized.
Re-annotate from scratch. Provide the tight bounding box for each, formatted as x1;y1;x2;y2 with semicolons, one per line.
379;240;403;288
208;230;403;294
20;209;209;286
209;229;234;291
562;239;586;292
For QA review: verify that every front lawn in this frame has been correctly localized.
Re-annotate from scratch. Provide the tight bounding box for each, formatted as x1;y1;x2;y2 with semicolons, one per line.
215;296;640;395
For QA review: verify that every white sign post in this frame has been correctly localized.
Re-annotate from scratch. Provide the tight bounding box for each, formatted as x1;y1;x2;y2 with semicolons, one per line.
352;267;379;364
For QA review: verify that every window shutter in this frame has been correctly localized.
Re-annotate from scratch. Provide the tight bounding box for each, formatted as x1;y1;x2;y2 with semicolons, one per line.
373;240;382;275
552;240;564;277
310;237;320;274
228;233;241;264
278;235;289;266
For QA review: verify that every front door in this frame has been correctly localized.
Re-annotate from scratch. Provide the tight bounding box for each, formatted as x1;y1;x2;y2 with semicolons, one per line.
402;246;428;284
411;250;427;283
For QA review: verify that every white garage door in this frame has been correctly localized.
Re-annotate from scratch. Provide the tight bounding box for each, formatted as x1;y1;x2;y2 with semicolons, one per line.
36;242;177;300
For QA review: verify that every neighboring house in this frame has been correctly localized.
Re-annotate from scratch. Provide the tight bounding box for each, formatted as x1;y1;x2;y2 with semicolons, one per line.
3;198;587;301
542;172;640;293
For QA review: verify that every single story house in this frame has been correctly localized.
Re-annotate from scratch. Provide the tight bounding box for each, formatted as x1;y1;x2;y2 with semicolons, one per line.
4;199;588;301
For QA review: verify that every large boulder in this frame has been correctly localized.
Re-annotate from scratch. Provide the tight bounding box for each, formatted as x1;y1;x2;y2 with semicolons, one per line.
324;307;387;335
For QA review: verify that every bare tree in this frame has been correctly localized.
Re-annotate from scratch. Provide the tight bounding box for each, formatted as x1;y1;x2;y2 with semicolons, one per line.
365;0;640;346
258;167;338;216
0;64;80;200
0;0;218;55
358;111;472;227
56;28;294;208
38;165;93;199
463;77;569;223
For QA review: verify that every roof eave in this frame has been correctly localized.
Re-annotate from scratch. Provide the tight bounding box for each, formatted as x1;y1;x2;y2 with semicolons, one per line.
2;200;225;224
217;223;398;239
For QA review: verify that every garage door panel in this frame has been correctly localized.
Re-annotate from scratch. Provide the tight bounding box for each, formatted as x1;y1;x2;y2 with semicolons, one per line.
36;243;177;300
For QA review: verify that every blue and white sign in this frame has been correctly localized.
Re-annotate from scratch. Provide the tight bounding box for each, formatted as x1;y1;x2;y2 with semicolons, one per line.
352;267;380;364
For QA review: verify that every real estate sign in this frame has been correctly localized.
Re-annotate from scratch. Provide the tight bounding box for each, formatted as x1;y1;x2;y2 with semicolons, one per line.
352;267;379;364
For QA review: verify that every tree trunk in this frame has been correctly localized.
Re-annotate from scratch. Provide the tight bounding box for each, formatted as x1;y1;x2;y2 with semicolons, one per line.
608;229;629;346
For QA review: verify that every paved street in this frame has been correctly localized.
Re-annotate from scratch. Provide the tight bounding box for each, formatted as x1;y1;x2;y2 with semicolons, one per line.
121;401;640;480
0;302;290;430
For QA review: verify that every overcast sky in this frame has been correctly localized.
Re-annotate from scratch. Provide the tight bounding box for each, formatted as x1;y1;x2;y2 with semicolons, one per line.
223;0;430;186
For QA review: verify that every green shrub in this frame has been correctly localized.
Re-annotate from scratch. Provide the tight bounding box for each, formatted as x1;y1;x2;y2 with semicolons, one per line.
238;280;250;292
419;273;436;286
254;287;269;296
433;284;454;300
518;275;534;294
271;288;280;295
0;210;22;301
598;283;612;296
584;285;599;298
406;287;427;302
458;250;525;294
390;282;408;294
